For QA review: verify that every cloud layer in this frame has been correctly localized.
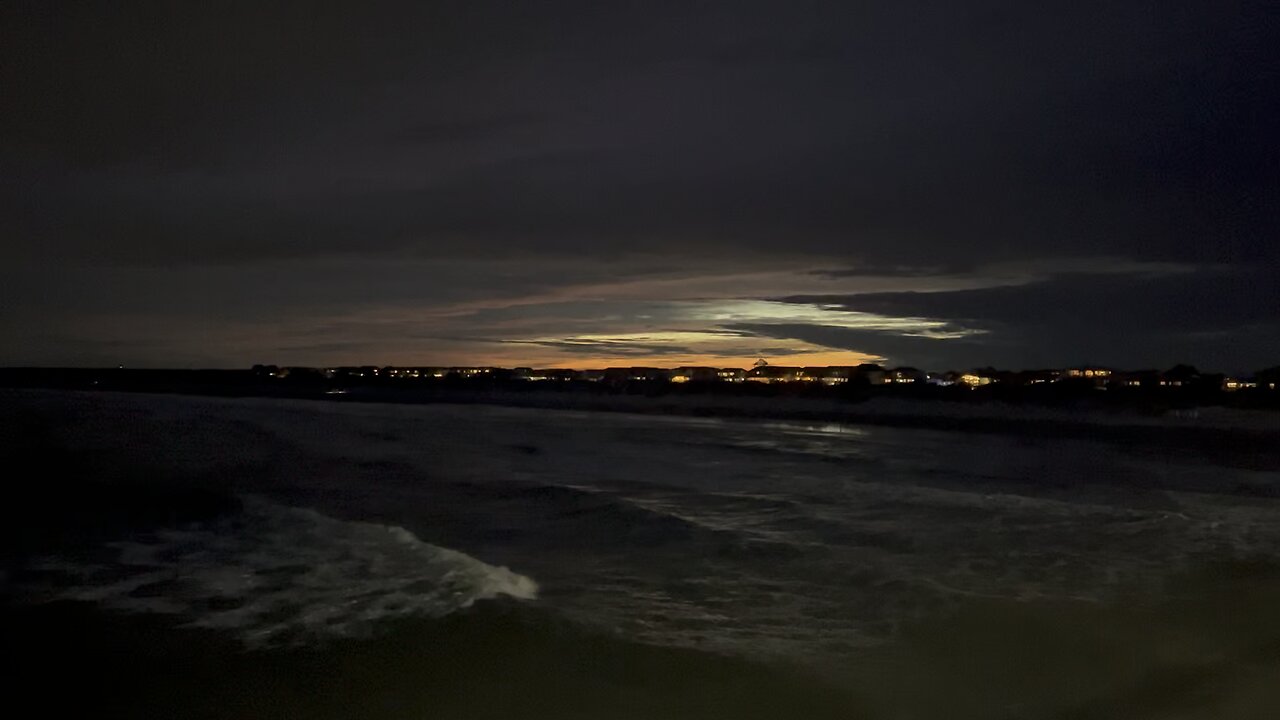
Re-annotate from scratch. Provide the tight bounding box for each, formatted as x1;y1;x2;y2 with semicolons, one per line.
2;2;1277;370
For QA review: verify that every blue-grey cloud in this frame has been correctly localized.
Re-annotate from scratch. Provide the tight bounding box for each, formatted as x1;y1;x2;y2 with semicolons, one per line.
769;268;1280;370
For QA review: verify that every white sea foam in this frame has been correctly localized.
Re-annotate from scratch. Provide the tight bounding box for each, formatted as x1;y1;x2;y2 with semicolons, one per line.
37;497;538;646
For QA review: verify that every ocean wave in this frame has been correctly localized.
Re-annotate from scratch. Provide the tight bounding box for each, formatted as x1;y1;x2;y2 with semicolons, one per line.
31;497;538;646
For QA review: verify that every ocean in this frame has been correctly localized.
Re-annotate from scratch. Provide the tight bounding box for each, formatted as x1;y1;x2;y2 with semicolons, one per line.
3;390;1279;718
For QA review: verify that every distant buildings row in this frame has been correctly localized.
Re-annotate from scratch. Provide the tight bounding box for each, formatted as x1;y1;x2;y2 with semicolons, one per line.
253;361;1279;392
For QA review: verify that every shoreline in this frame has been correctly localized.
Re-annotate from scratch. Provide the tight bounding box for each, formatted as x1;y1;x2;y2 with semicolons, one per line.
6;384;1280;467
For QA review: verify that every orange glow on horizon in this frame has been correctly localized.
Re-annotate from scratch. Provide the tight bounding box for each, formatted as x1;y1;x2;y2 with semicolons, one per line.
274;340;884;371
533;349;883;369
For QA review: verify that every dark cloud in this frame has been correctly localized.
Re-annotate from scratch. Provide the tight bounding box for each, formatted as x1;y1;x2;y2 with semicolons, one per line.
769;268;1280;370
505;339;699;357
2;1;1277;367
5;1;1277;265
807;265;956;279
779;268;1278;333
505;335;823;361
391;114;547;147
725;323;991;369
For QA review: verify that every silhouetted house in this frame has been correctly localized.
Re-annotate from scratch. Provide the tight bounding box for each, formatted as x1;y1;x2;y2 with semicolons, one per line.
716;368;746;382
746;365;802;383
1108;369;1158;388
795;368;823;382
449;367;495;378
636;367;669;381
886;367;926;384
1257;366;1280;391
853;363;886;385
1018;369;1060;385
514;368;576;381
251;364;280;378
385;367;421;378
603;367;666;382
958;369;997;387
1063;367;1112;380
670;367;719;383
602;367;631;384
281;367;325;381
1160;364;1200;388
815;366;856;385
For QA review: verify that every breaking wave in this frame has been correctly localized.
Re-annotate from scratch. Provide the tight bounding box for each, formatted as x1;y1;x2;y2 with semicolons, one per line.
33;497;538;647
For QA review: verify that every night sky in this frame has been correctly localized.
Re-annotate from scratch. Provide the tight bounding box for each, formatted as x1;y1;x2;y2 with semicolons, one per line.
3;2;1278;372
